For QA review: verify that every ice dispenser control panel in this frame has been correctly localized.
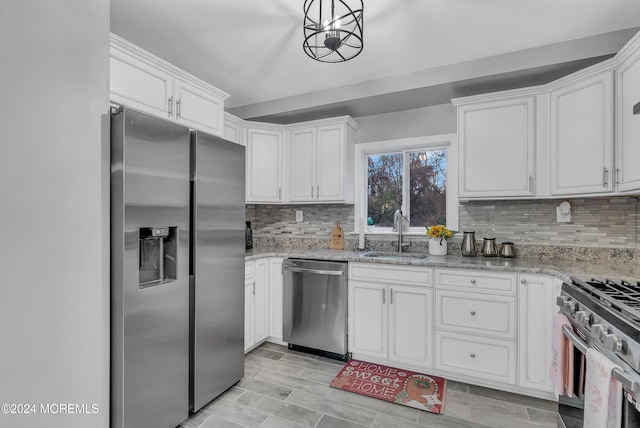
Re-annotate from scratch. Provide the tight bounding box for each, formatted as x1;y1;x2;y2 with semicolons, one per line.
139;226;177;288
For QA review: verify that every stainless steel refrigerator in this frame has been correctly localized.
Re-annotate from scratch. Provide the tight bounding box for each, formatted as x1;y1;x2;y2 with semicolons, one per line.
111;106;245;428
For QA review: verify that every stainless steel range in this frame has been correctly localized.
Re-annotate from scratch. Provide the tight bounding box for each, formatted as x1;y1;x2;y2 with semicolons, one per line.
557;277;640;428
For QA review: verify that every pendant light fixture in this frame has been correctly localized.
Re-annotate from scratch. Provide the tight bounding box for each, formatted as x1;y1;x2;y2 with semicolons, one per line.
303;0;364;63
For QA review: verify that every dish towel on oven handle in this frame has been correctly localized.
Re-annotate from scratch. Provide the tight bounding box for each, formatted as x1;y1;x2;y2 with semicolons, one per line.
550;313;574;396
583;348;623;428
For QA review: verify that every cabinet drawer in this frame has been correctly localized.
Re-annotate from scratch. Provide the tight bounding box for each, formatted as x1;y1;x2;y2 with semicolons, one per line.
245;261;254;279
349;263;431;286
435;269;515;294
435;331;515;384
435;291;515;339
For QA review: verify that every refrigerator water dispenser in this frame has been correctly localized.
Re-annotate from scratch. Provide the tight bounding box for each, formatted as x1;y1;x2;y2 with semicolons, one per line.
139;226;177;288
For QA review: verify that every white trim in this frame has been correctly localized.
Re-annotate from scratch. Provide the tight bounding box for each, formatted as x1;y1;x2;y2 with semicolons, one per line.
354;134;458;235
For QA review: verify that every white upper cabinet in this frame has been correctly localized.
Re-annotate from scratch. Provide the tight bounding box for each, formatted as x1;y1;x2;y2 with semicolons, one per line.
289;118;357;203
246;126;284;203
616;31;640;192
457;96;535;198
110;45;173;118
290;128;316;201
454;28;640;200
549;70;614;195
223;113;245;146
173;78;225;136
109;34;228;137
316;124;351;202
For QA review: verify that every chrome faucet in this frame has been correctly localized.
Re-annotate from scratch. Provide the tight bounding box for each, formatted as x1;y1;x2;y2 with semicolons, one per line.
393;210;410;253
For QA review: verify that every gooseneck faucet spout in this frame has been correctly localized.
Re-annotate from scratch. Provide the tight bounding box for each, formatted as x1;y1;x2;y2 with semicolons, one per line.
393;210;410;253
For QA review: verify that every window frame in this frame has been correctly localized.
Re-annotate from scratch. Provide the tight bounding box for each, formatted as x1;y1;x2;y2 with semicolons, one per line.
354;134;458;235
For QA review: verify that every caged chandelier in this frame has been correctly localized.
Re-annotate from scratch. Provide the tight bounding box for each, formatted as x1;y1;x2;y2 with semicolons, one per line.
303;0;364;63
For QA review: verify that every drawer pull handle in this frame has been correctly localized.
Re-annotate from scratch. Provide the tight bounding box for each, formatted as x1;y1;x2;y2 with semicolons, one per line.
470;353;476;359
470;279;476;284
470;310;476;316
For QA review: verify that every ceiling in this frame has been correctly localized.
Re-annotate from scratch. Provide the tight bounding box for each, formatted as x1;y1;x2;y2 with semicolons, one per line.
110;0;640;123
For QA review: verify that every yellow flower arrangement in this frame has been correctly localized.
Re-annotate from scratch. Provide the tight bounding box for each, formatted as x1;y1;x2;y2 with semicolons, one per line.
426;225;457;240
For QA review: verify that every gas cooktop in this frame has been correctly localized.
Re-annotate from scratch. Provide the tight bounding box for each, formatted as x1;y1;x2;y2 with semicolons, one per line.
571;277;640;324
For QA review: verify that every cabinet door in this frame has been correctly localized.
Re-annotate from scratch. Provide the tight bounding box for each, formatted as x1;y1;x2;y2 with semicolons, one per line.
617;48;640;192
458;97;535;197
246;128;283;202
389;285;433;367
110;47;173;118
550;72;614;195
268;258;284;341
316;124;346;201
290;128;316;201
174;79;224;137
348;280;387;359
253;258;269;344
224;114;244;146
518;274;556;392
244;279;254;352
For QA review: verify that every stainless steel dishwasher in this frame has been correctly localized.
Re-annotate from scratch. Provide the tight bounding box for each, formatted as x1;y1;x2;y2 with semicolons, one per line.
282;259;349;361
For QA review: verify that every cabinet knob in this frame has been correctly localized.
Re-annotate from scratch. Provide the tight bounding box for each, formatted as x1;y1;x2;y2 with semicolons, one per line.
470;310;476;316
470;279;476;284
521;279;526;284
470;353;476;359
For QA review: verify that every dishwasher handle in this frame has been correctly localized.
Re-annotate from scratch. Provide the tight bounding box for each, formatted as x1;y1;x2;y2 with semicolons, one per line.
283;266;344;276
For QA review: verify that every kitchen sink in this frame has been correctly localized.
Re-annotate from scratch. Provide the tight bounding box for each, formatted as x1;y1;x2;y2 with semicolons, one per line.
361;252;429;259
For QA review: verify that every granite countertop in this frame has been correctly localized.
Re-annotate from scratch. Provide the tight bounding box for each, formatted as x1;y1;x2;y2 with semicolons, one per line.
246;247;640;282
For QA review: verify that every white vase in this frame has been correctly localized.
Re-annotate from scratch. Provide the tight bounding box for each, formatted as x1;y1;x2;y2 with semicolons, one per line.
429;237;447;256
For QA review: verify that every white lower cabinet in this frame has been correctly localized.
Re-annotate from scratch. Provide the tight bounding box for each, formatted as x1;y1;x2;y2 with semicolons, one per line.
268;257;284;341
435;290;515;340
517;274;560;393
389;285;433;367
348;263;433;368
244;261;255;351
435;331;516;384
349;280;387;359
434;269;517;386
347;264;558;399
244;276;255;352
244;259;268;352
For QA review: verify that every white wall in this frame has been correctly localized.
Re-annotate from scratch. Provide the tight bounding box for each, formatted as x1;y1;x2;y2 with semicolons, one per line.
0;2;110;428
354;104;457;143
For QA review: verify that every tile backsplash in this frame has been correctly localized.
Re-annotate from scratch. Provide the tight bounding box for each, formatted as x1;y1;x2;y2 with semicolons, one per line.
247;204;355;236
247;196;640;250
459;196;639;249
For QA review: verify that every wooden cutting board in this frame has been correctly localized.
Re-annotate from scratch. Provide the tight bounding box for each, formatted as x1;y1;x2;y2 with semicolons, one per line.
330;221;344;250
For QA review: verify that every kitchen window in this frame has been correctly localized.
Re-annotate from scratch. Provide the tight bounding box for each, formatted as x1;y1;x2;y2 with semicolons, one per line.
354;134;458;234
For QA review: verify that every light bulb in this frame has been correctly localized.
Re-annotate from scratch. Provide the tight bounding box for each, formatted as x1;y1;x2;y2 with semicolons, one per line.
334;16;341;29
323;19;330;31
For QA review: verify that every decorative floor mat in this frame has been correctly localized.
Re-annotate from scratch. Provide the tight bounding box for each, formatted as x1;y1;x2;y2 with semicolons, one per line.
330;359;447;414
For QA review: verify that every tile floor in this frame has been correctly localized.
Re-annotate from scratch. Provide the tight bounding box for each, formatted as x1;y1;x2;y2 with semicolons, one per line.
180;342;558;428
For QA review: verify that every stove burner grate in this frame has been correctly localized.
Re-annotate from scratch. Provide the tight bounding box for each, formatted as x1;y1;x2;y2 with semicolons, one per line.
572;277;640;324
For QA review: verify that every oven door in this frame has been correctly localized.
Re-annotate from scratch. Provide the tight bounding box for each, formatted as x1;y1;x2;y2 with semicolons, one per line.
559;325;640;428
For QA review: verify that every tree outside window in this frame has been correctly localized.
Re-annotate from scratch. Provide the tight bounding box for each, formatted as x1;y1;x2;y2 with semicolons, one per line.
367;149;447;229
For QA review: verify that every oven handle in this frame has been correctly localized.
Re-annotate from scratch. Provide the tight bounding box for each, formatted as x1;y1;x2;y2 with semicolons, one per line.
562;325;640;393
